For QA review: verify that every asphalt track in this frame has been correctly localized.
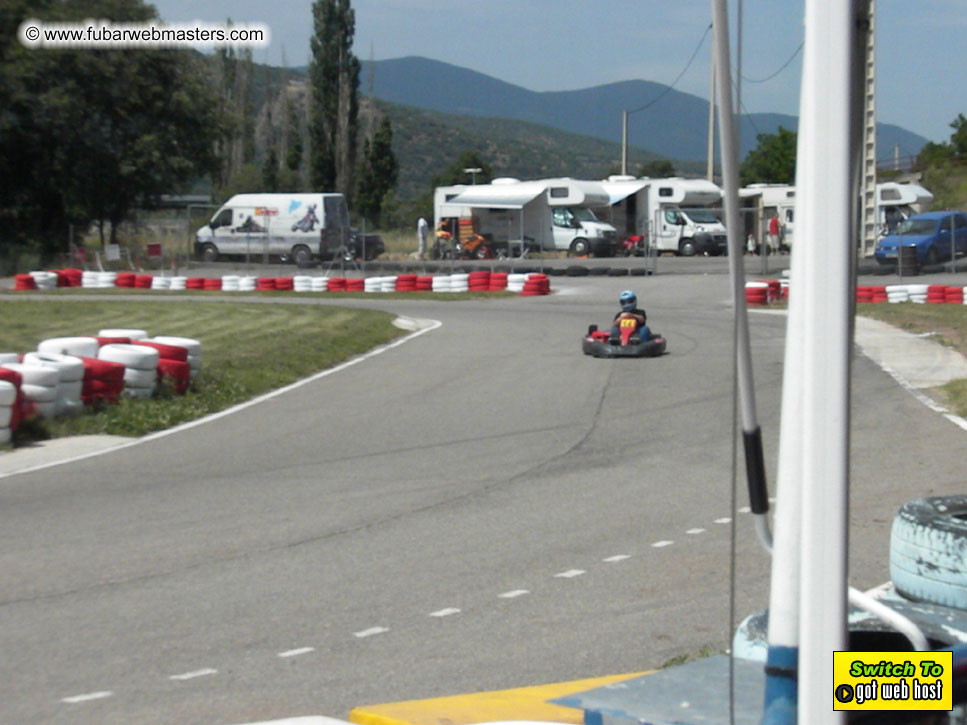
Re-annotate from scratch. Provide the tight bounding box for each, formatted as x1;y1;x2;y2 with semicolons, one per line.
2;271;967;724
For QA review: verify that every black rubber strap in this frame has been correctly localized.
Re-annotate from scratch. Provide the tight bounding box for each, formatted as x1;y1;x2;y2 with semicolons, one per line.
743;427;769;515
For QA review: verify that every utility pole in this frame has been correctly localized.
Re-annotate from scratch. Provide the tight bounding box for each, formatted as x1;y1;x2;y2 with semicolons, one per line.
707;57;716;181
621;110;628;176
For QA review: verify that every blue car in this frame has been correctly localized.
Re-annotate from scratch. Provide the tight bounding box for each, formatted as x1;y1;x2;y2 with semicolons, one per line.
875;211;967;266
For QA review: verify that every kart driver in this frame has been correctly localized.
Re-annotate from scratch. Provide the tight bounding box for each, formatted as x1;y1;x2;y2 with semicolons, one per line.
611;290;652;343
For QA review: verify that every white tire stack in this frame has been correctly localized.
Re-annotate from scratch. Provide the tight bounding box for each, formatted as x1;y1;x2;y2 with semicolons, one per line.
907;284;928;304
169;276;187;291
506;273;528;293
364;276;382;293
0;380;15;444
238;276;256;292
23;352;84;416
1;361;59;419
221;275;240;292
449;273;469;293
29;271;58;290
38;336;100;359
380;276;397;293
98;344;159;398
151;276;171;290
293;275;313;293
98;271;118;289
886;284;910;303
311;277;329;292
82;270;100;289
432;275;452;293
98;328;148;341
150;336;201;379
0;353;19;365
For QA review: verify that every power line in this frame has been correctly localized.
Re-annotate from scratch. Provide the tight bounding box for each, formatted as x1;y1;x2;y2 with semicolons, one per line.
741;43;804;84
628;23;713;115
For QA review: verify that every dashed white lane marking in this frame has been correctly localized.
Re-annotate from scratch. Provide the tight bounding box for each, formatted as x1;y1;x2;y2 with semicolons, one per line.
353;627;389;638
429;608;461;617
554;569;585;578
499;589;529;598
738;506;751;514
278;647;315;658
651;540;674;548
169;669;217;681
603;554;631;562
686;528;706;535
61;691;112;704
714;517;732;524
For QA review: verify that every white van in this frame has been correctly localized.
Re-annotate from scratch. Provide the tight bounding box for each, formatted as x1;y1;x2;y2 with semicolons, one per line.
194;193;350;266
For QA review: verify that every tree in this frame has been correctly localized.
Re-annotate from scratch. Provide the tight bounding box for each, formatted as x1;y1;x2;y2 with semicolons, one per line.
0;0;218;253
740;126;797;185
308;0;360;202
355;117;399;225
950;113;967;157
638;159;676;177
431;151;493;188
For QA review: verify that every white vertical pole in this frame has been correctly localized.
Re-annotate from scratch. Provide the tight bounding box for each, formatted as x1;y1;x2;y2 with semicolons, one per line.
796;0;862;721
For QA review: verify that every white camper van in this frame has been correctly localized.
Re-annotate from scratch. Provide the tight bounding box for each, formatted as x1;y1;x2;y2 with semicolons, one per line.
434;178;618;257
597;176;727;256
876;181;934;234
194;193;350;266
739;183;796;252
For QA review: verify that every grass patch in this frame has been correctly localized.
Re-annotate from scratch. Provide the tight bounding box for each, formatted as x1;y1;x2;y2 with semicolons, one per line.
660;644;723;669
1;299;405;440
859;302;967;417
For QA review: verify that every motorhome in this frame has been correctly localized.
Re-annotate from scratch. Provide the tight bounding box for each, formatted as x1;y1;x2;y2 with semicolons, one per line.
194;193;351;266
434;178;618;257
596;176;728;256
739;183;796;252
876;181;934;234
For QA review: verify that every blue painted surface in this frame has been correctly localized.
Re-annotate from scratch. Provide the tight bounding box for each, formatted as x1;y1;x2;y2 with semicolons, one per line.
552;655;765;725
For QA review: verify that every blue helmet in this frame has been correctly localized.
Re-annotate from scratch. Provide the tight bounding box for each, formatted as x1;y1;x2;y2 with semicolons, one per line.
619;290;637;312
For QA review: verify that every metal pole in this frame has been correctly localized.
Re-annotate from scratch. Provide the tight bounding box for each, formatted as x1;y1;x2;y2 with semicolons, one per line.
707;61;715;182
621;110;629;176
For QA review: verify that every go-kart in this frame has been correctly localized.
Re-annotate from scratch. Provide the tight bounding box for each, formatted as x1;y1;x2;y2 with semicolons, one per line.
582;317;666;358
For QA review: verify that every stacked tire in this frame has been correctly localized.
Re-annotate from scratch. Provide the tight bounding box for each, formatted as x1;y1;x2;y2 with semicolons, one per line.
947;286;965;304
1;361;59;419
927;285;947;304
489;272;508;291
432;275;451;293
151;336;202;381
98;344;159;399
135;340;191;394
416;276;433;292
328;277;347;292
186;277;206;291
80;357;125;406
522;273;550;296
0;379;17;444
396;274;417;292
745;281;770;306
23;352;84;417
14;274;36;290
468;271;490;291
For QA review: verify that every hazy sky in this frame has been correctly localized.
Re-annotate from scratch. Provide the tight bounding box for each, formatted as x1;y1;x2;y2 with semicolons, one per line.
150;0;967;151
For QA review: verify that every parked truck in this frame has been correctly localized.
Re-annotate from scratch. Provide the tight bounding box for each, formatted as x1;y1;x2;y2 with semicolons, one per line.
195;192;371;267
596;176;728;256
434;177;618;257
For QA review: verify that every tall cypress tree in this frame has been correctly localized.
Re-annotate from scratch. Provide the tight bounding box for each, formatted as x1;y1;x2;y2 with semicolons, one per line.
308;0;360;202
355;116;398;225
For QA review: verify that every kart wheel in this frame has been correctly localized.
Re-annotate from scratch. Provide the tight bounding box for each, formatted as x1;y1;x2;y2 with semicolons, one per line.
200;243;219;263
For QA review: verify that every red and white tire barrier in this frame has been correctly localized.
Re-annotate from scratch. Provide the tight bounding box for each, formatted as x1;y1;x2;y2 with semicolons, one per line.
0;379;17;443
21;269;552;296
23;352;84;417
0;361;59;419
98;343;160;399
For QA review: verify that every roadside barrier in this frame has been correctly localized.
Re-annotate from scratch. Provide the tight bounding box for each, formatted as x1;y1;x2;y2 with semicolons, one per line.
748;280;967;306
17;270;553;296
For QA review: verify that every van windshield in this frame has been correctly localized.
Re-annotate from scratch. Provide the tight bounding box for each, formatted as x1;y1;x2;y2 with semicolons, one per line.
571;207;598;222
896;218;937;235
682;209;720;224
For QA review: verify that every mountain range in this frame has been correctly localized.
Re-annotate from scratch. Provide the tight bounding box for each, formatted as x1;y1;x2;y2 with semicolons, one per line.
362;56;928;164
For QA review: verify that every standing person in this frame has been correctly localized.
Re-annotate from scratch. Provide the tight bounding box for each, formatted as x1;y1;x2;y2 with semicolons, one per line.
417;217;428;259
610;290;651;343
767;213;780;255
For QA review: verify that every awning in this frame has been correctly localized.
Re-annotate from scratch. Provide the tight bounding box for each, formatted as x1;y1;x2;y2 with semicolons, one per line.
446;185;545;210
601;180;649;205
